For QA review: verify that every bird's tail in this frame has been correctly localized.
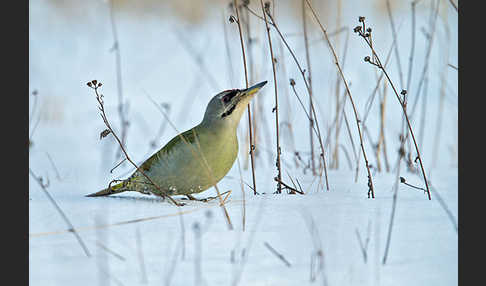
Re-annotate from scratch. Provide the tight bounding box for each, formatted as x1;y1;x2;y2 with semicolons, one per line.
86;181;129;197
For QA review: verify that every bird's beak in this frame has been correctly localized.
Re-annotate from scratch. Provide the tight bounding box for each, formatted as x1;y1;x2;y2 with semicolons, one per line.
240;81;268;97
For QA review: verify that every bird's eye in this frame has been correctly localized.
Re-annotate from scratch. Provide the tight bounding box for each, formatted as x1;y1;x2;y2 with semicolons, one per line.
222;90;237;104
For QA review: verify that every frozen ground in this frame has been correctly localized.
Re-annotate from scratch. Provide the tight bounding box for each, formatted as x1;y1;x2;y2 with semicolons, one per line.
29;0;457;285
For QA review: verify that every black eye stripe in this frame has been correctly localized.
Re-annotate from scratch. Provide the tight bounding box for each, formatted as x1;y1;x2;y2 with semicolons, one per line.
222;90;238;103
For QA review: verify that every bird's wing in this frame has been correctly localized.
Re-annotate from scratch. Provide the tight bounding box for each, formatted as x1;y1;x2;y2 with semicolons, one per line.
139;128;198;172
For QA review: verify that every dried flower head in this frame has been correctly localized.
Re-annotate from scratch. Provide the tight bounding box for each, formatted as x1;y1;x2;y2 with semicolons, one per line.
289;78;296;86
401;90;407;95
359;16;365;22
364;56;371;62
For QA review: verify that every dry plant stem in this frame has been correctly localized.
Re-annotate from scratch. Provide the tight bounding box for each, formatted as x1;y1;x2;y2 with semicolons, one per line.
429;183;458;233
46;152;62;180
263;242;292;267
261;10;329;191
236;157;246;231
96;241;126;261
382;137;405;264
244;4;328;183
91;85;181;206
260;0;283;194
29;168;91;257
406;1;417;92
302;0;316;175
223;11;236;87
305;0;375;198
432;17;450;169
449;0;458;12
233;0;258;196
108;0;128;159
357;26;431;200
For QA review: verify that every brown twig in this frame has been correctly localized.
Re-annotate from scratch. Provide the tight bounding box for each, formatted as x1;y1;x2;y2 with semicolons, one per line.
355;18;431;200
305;2;375;198
260;0;283;194
232;0;258;196
88;81;182;206
257;9;330;191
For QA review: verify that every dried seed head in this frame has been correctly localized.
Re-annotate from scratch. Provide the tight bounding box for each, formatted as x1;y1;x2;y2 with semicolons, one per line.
91;80;97;86
364;56;371;62
359;16;365;22
100;129;111;140
353;26;362;33
400;176;406;183
229;15;236;23
87;82;92;87
289;78;296;86
367;27;372;33
98;82;102;87
264;2;271;13
401;90;407;95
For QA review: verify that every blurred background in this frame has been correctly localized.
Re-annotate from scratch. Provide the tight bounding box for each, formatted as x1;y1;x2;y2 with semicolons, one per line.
29;0;458;196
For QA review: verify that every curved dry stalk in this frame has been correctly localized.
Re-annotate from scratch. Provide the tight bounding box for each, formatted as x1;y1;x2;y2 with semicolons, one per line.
355;19;431;200
88;82;182;206
304;0;375;198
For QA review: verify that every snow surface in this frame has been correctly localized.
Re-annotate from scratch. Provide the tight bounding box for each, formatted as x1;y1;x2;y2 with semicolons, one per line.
29;1;457;285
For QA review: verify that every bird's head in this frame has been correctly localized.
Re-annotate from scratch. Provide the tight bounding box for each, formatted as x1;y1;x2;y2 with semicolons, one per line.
201;81;267;128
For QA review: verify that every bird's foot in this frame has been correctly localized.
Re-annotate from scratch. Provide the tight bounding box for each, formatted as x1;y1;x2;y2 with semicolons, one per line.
184;190;232;204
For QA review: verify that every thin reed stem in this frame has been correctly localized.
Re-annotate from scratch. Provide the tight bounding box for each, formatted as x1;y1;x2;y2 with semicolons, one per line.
233;0;258;196
260;0;283;193
305;1;375;198
355;19;432;200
